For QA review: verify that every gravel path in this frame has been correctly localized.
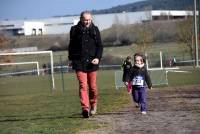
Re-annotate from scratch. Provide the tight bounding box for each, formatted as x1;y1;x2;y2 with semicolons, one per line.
80;85;200;134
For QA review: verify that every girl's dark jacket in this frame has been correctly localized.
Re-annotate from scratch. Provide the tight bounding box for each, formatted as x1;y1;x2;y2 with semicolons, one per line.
68;21;103;72
124;65;152;89
122;60;132;82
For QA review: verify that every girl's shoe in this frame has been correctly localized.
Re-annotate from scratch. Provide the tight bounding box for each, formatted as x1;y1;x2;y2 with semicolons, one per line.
141;111;147;115
135;103;140;108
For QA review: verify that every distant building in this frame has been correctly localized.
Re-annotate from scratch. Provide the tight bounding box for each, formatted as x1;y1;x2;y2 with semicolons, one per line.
24;22;44;35
151;10;194;20
0;10;195;36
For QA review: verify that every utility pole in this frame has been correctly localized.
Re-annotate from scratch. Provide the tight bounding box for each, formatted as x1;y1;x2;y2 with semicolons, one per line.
198;0;200;55
194;0;199;67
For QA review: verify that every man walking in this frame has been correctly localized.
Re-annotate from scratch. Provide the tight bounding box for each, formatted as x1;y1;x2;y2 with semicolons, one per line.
68;11;103;118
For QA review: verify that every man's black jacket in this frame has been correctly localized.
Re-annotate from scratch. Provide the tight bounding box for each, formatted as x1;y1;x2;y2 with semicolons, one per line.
68;21;103;72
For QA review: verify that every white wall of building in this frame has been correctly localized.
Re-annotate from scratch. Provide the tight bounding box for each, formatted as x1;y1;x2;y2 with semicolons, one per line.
92;11;150;30
23;22;45;35
0;10;196;36
151;10;194;16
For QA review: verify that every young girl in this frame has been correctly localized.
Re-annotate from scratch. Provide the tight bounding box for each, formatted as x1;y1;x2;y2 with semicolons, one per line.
125;53;152;114
122;56;132;94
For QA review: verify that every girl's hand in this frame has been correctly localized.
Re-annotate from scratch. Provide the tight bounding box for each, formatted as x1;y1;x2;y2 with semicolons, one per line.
124;82;128;86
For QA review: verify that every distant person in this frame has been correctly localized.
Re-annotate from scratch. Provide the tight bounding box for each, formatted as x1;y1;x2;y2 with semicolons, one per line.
47;63;51;74
168;59;172;67
173;57;176;66
124;53;152;115
42;63;47;75
121;56;132;94
68;11;103;118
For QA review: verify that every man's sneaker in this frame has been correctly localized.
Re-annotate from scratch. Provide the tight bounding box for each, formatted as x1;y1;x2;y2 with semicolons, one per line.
82;110;89;118
141;111;147;115
90;106;97;115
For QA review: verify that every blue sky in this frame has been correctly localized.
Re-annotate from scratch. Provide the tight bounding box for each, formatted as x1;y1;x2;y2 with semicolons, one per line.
0;0;144;20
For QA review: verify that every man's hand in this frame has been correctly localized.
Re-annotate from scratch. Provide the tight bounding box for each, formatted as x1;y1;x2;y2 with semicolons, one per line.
91;58;99;65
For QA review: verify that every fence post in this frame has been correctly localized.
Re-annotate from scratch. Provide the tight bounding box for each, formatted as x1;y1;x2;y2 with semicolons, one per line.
60;55;65;93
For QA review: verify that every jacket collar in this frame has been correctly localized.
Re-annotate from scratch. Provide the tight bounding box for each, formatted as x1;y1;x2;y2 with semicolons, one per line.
135;63;145;68
77;21;94;30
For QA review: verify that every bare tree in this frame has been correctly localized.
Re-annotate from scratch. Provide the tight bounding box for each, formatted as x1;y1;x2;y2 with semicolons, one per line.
0;34;7;48
135;22;153;53
0;34;12;63
177;17;195;63
112;15;122;45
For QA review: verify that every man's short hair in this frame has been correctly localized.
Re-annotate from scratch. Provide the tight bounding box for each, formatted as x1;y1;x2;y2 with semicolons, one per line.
80;11;92;20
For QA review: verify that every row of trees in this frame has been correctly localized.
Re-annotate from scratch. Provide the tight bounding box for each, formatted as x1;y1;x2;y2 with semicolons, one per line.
92;0;192;14
101;17;197;59
101;20;178;47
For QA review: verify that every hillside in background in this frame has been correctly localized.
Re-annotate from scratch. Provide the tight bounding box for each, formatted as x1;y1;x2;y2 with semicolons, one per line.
92;0;193;14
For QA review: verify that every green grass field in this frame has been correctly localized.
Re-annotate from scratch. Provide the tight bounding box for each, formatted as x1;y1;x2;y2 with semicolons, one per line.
0;68;200;134
1;42;191;67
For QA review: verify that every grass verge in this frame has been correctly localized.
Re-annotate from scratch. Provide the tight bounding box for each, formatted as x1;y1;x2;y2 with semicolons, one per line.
0;68;200;133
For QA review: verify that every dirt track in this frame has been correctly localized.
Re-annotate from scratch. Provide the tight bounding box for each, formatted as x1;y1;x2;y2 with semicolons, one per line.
80;85;200;134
